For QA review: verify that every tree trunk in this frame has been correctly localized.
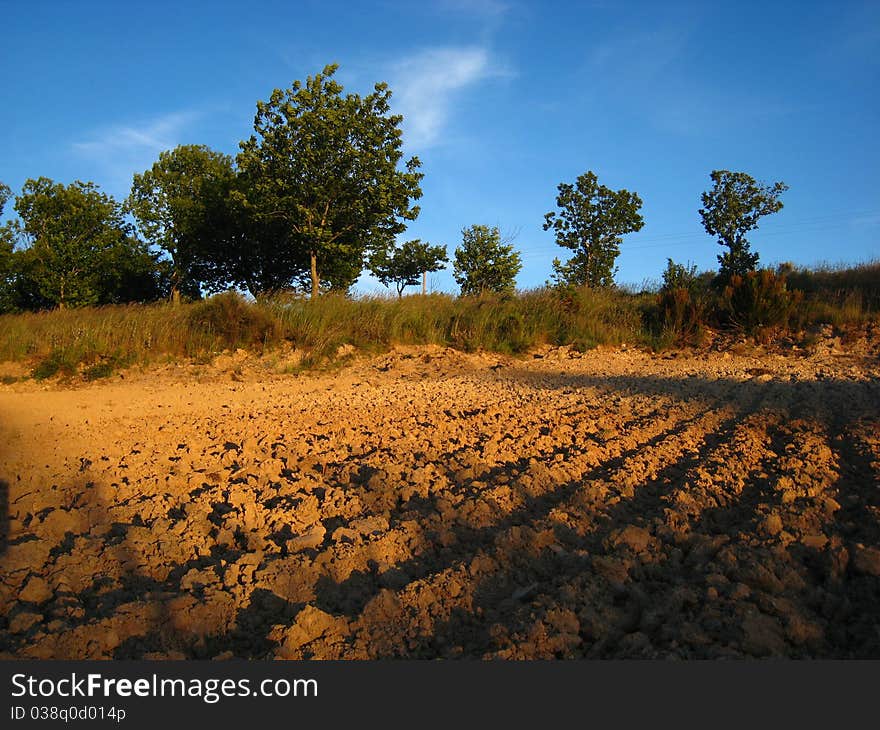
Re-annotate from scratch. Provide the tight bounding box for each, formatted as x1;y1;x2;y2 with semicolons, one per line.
171;286;181;306
422;270;427;295
310;250;320;299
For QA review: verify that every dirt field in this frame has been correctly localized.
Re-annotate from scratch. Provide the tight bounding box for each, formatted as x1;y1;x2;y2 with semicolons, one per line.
1;332;879;659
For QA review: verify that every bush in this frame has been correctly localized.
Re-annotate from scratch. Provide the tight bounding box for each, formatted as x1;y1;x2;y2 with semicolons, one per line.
649;260;711;347
82;361;115;381
187;291;280;352
719;269;802;335
655;288;708;346
661;259;699;292
32;350;77;380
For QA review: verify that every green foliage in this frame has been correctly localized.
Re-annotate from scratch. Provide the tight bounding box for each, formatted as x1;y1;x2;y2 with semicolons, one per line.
129;144;235;302
777;260;879;329
719;269;802;335
448;296;532;353
187;291;280;351
0;185;16;313
13;178;161;309
82;360;117;381
370;239;448;296
453;225;522;296
0;303;205;366
781;260;880;311
699;170;788;283
32;349;77;380
0;287;650;374
543;171;644;288
212;187;304;298
0;182;10;216
655;289;708;347
653;259;710;346
82;351;132;381
661;259;700;293
236;64;423;298
1;262;874;374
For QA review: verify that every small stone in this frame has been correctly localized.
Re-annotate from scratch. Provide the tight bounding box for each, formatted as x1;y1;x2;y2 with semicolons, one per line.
19;577;53;604
288;524;326;551
349;515;389;536
851;546;880;576
9;612;42;634
822;498;841;517
741;614;787;657
331;526;360;544
279;605;342;651
785;615;824;647
801;534;827;550
761;514;783;537
612;525;652;552
39;509;81;539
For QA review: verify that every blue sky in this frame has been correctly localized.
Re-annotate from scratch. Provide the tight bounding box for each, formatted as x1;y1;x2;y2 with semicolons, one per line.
2;0;878;293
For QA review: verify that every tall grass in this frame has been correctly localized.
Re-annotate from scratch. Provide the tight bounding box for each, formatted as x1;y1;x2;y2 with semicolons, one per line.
782;260;880;327
0;288;651;374
0;263;876;377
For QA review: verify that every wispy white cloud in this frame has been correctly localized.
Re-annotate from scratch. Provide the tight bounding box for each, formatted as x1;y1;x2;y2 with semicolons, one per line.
588;28;688;82
586;26;796;136
71;111;201;192
73;111;199;159
390;46;504;149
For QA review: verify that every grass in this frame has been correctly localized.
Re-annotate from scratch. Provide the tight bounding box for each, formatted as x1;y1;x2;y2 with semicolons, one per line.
782;261;880;328
0;262;876;379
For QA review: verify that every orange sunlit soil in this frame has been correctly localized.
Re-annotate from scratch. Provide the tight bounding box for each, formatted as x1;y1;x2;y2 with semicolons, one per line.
2;335;879;658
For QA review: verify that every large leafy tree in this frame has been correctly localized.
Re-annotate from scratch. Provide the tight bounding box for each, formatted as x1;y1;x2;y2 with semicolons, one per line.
129;144;235;302
453;225;521;296
370;239;447;296
205;183;303;297
237;63;424;298
0;182;17;312
699;170;788;283
543;170;644;288
13;178;149;309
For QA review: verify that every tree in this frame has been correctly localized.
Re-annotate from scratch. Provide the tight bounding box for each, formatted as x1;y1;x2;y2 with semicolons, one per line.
453;225;521;296
370;239;447;296
0;181;10;216
129;144;235;303
0;182;16;312
203;184;299;297
543;170;644;288
699;170;788;283
13;178;147;309
237;64;423;298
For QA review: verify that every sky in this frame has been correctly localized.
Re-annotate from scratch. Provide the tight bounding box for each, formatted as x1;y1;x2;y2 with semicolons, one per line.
2;0;878;294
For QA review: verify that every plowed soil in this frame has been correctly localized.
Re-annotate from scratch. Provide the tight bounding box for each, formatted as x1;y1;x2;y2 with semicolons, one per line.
2;333;879;659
